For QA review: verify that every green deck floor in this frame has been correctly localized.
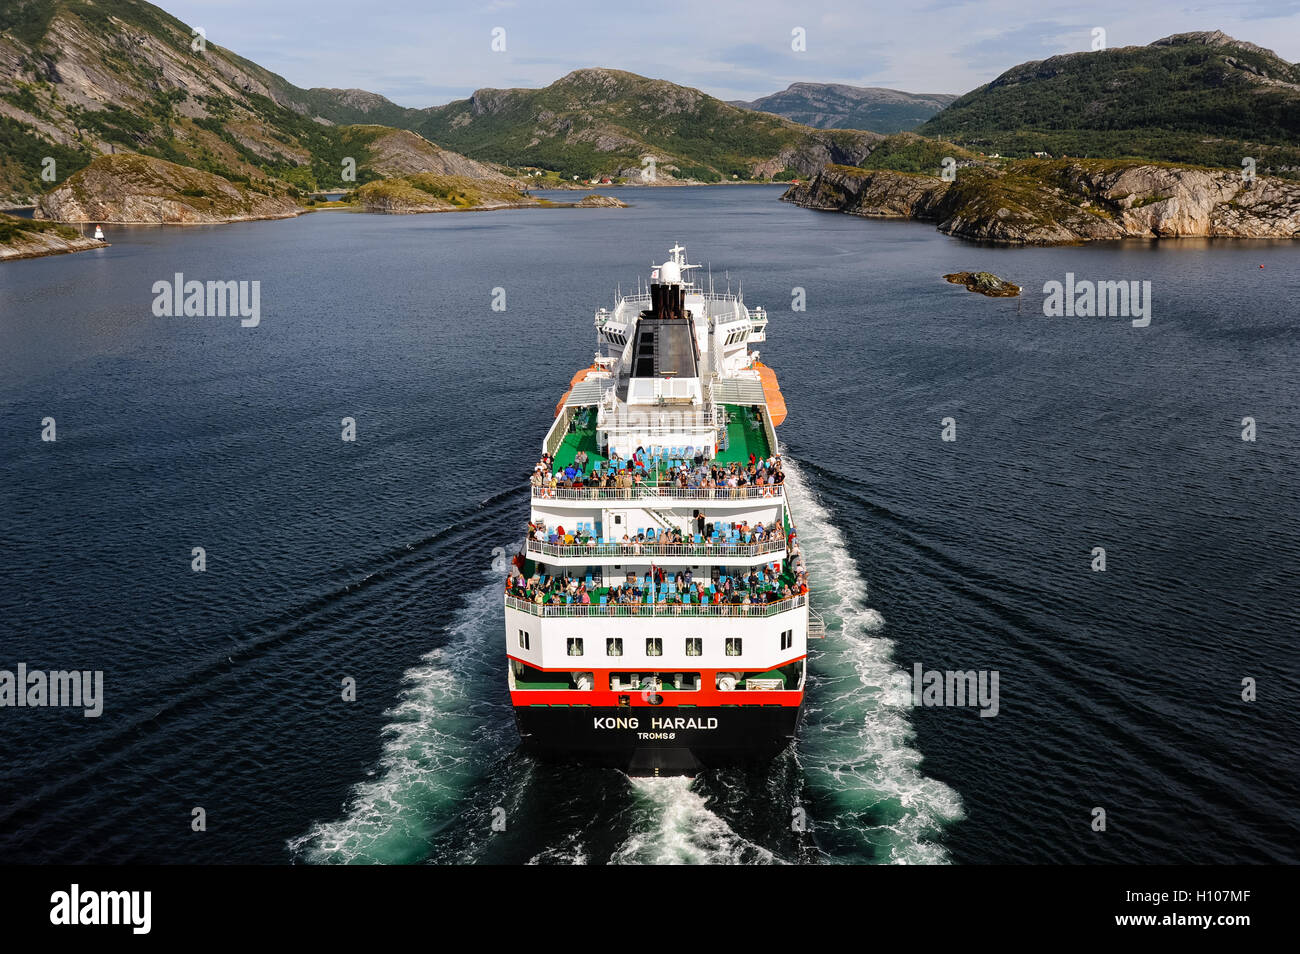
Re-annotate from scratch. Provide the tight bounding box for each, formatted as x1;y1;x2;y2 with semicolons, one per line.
549;404;771;474
715;405;772;465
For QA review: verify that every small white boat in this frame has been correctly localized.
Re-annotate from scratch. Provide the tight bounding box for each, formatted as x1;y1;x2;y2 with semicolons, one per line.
93;225;104;240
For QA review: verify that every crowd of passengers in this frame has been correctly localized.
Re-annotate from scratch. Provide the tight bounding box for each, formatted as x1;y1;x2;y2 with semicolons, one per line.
527;514;785;549
505;559;809;607
531;446;785;493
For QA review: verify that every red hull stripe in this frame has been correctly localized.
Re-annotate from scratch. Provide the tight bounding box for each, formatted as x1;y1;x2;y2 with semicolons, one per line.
510;689;804;708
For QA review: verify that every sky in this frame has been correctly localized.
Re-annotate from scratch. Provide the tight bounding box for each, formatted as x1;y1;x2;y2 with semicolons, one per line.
159;0;1300;106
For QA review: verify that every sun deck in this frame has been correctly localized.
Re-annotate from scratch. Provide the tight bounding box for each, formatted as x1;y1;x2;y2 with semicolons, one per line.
551;403;772;476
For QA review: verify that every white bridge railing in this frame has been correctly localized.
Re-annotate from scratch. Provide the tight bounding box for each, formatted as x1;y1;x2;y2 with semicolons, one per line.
526;539;786;560
532;484;783;501
506;594;806;618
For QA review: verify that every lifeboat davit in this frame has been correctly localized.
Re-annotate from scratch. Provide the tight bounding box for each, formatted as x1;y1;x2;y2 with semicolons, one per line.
752;360;787;426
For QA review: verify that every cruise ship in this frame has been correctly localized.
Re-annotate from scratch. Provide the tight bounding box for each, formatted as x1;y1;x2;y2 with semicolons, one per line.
504;245;823;775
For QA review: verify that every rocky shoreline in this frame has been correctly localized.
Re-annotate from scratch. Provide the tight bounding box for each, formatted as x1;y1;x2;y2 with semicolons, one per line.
0;214;108;261
782;160;1300;244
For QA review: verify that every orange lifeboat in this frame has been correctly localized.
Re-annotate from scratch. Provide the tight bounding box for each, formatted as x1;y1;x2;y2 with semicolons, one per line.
555;366;595;417
752;360;787;426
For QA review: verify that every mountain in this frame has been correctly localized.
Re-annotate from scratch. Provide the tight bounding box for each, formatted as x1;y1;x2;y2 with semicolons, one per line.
0;0;509;204
919;31;1300;176
401;69;881;182
730;83;957;133
0;1;880;205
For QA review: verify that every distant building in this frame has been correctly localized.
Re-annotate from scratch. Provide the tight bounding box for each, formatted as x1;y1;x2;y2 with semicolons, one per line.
1033;151;1051;158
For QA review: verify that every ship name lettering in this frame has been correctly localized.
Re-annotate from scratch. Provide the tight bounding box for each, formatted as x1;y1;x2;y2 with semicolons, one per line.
650;717;719;730
593;717;639;730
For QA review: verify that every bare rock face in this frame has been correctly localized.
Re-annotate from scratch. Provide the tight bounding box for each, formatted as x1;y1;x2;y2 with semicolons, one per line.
1212;177;1300;236
355;126;518;186
36;154;301;224
1063;163;1300;238
785;160;1300;244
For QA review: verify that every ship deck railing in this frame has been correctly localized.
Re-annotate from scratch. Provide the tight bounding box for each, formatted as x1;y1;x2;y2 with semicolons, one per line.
506;594;807;618
533;484;783;501
526;539;786;560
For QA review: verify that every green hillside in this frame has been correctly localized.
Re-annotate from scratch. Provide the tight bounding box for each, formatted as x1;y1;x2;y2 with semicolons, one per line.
919;31;1300;176
406;69;880;181
0;0;418;201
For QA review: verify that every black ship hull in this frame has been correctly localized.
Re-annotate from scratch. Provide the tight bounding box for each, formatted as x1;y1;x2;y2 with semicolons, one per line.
514;703;802;775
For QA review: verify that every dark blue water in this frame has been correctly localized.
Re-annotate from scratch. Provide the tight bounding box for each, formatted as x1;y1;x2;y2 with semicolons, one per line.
1;188;1296;863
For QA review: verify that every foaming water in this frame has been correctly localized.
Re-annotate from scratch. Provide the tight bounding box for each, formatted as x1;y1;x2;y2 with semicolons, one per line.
610;778;779;865
782;459;964;864
290;576;514;864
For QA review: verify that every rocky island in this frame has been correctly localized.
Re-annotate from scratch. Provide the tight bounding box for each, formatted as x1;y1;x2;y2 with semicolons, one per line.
944;271;1020;297
554;194;628;208
782;159;1300;245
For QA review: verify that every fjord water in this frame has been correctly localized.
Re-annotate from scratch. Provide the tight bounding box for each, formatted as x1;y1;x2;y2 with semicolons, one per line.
1;187;1296;864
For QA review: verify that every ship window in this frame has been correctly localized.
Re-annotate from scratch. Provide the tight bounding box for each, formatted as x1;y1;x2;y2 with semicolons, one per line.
725;637;743;657
567;637;584;657
607;637;623;656
518;629;530;650
781;629;793;651
685;638;702;657
646;638;662;657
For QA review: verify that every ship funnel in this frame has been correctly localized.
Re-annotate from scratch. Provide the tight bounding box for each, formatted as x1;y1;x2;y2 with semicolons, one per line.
646;282;686;320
